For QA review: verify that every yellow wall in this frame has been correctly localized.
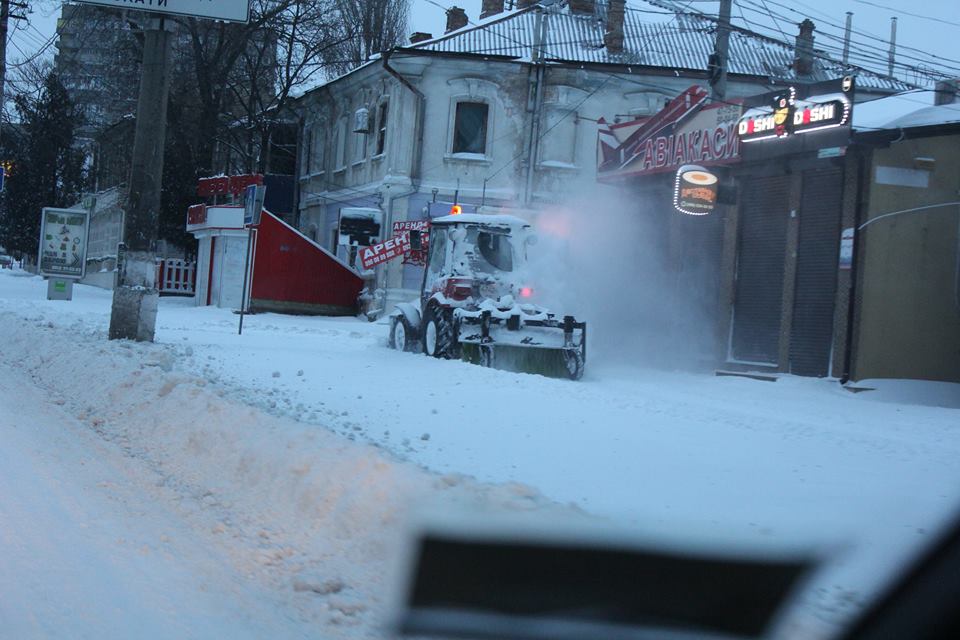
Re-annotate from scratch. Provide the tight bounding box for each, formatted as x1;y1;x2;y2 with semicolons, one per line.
854;134;960;382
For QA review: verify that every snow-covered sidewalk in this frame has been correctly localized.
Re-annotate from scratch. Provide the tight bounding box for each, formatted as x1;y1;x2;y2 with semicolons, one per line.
0;365;314;639
1;268;959;638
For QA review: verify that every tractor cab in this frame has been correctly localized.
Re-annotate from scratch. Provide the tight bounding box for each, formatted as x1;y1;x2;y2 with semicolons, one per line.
421;213;534;311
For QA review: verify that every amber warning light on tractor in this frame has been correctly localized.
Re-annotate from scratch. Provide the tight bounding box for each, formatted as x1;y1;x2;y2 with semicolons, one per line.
450;204;462;215
674;165;718;216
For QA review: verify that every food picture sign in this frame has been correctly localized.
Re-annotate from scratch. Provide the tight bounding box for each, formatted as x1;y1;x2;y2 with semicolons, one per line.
38;207;90;278
674;165;719;215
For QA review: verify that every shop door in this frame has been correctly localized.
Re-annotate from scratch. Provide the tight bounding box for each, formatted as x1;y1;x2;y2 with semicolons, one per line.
730;175;791;364
789;168;843;377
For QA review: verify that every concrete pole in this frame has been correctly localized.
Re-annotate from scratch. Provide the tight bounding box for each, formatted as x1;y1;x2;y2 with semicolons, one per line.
842;12;853;66
108;16;175;342
711;0;732;101
887;17;897;78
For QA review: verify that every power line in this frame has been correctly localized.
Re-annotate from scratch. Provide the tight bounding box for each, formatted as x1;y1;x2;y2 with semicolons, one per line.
852;0;960;29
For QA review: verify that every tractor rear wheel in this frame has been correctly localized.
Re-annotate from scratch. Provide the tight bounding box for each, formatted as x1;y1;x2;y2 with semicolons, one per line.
422;305;457;359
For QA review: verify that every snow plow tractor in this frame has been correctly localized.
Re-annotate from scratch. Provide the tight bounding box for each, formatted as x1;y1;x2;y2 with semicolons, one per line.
387;213;586;380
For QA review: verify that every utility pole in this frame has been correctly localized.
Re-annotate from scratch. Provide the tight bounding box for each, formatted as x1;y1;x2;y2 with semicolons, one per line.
842;12;853;66
887;16;897;78
710;0;733;101
108;15;175;341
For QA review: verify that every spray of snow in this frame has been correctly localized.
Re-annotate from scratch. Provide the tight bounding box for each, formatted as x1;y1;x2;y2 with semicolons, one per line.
526;188;719;370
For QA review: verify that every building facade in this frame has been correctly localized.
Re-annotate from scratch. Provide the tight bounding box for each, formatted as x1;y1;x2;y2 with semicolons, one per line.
294;1;904;312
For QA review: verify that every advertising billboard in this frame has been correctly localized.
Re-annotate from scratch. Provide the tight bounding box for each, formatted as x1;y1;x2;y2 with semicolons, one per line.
38;208;90;279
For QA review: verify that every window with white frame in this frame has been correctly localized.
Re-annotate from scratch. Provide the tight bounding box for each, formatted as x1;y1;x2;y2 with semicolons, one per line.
375;100;389;156
539;106;578;167
452;101;489;155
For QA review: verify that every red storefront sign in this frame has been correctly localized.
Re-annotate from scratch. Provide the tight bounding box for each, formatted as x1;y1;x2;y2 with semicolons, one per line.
597;85;741;182
392;220;430;266
197;174;263;197
359;233;411;270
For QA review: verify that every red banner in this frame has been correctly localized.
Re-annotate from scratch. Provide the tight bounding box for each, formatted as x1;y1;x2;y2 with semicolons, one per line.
359;233;411;270
392;220;430;266
197;174;263;197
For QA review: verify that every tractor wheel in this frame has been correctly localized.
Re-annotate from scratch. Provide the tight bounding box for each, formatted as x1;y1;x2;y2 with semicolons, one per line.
479;345;495;368
422;305;457;359
562;346;585;381
389;316;415;352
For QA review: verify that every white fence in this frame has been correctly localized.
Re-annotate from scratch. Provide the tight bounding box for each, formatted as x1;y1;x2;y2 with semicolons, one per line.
156;258;196;295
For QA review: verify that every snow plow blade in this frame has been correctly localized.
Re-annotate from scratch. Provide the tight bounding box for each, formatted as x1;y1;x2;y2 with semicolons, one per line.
458;312;586;380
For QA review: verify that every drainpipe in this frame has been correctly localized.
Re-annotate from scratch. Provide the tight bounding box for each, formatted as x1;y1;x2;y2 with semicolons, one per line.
523;8;547;207
380;49;426;308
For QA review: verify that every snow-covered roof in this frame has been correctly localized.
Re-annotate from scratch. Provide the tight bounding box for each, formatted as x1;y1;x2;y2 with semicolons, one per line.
854;90;960;131
432;213;531;227
408;1;911;92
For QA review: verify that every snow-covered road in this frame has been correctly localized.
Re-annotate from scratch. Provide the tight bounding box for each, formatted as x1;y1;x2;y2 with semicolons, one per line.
0;363;311;639
1;268;959;638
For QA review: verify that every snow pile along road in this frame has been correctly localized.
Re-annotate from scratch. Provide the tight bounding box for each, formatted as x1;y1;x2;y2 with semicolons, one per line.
2;268;960;639
0;271;568;639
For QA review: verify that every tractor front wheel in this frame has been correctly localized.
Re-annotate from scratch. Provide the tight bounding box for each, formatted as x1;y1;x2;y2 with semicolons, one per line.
422;305;457;359
389;316;416;352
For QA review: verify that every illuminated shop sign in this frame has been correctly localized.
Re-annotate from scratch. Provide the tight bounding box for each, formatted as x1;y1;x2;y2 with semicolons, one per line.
597;85;742;182
737;77;855;144
674;165;719;216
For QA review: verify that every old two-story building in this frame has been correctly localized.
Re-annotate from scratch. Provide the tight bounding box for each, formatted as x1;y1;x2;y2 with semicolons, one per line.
293;0;903;314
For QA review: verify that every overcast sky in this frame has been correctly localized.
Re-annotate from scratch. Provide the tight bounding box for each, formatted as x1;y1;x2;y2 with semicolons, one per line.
7;1;959;86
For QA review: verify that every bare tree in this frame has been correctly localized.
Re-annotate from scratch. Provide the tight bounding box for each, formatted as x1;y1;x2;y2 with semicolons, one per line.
324;0;410;77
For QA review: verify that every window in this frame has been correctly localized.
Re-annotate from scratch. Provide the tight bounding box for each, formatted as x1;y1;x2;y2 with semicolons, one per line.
375;101;389;156
301;128;313;175
334;120;346;169
540;107;577;166
429;229;447;274
452;102;489;154
311;128;325;173
354;129;366;162
473;229;514;272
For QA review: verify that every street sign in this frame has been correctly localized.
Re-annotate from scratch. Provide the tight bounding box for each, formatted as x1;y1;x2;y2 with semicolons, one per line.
243;183;266;226
73;0;250;23
37;208;90;279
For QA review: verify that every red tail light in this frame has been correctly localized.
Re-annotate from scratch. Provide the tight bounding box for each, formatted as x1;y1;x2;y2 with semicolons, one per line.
520;286;533;298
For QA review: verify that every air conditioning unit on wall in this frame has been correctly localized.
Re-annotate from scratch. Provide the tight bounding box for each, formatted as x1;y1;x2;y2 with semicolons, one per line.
353;107;371;133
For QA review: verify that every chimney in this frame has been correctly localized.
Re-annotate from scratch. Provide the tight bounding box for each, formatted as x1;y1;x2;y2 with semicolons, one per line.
935;79;959;105
569;0;595;14
794;19;816;76
409;32;433;44
445;6;468;33
604;0;625;55
480;0;504;20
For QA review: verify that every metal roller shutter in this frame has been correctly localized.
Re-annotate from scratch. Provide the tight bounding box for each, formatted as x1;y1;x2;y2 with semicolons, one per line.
789;168;843;377
731;175;791;364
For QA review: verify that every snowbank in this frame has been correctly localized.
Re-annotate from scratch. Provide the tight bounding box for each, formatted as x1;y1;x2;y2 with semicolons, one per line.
2;268;960;638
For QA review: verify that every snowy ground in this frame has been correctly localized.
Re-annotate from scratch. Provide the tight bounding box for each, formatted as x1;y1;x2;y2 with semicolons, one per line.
1;268;959;639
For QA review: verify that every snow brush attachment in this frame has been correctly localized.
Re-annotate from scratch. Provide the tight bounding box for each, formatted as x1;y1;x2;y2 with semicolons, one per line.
458;311;586;380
